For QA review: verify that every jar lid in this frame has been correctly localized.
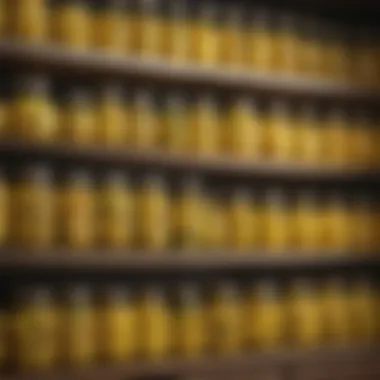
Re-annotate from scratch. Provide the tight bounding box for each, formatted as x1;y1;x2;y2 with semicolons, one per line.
22;165;53;183
14;74;50;96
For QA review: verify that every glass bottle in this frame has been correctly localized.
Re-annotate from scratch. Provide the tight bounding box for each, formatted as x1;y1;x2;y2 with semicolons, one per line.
12;166;55;249
60;170;95;249
11;75;57;142
96;84;126;146
52;0;91;49
98;172;134;249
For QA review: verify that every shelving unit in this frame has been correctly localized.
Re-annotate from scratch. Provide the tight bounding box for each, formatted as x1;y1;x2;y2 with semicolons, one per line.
1;1;380;379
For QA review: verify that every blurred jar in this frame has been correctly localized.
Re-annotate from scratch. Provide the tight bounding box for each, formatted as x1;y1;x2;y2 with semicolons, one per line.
294;104;321;165
0;0;5;37
61;286;95;367
348;277;377;345
348;110;373;168
174;284;205;357
272;12;299;75
52;0;91;49
321;277;350;346
60;171;95;249
321;106;348;166
219;5;243;67
266;100;294;161
92;0;125;54
349;194;375;253
322;193;350;253
189;94;219;156
172;177;203;251
132;89;158;149
0;83;9;138
0;169;9;247
228;188;253;252
137;285;170;359
11;75;57;142
98;172;134;249
208;282;242;355
14;287;57;371
189;1;219;65
226;96;260;159
249;280;284;350
294;191;320;253
135;0;162;58
97;286;136;363
12;166;55;249
96;84;126;146
137;175;169;251
288;279;322;348
163;93;189;153
60;87;95;144
0;294;7;368
351;28;379;88
161;0;188;62
10;0;48;42
202;191;226;249
298;18;323;78
247;9;273;72
322;25;350;83
265;188;290;253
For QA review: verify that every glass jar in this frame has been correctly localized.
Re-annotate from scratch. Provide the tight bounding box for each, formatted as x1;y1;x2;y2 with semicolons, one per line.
163;93;189;153
137;175;169;251
294;191;320;253
97;286;136;362
10;0;48;42
266;100;294;162
11;75;57;142
294;104;321;165
219;5;243;67
60;171;95;249
348;110;373;168
96;84;126;146
228;188;253;252
189;94;219;156
135;0;162;58
321;106;348;166
208;282;242;355
250;280;284;349
62;286;95;367
92;0;125;54
226;96;259;159
189;1;219;65
288;279;322;348
0;169;9;247
132;89;158;150
98;172;134;249
264;188;290;253
298;17;323;78
14;287;57;371
322;193;350;252
348;277;377;345
272;12;299;75
137;285;170;359
321;277;350;346
52;0;91;49
172;177;203;251
60;87;95;144
12;166;55;249
161;0;188;62
173;284;205;357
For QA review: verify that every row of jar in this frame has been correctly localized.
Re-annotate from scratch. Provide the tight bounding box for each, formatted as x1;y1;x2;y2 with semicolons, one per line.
2;76;380;168
0;167;378;253
2;1;380;87
1;276;378;372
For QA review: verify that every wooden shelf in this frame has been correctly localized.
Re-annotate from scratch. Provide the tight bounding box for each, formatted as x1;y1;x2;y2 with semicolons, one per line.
2;347;379;380
0;141;378;184
0;250;377;273
1;40;379;104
